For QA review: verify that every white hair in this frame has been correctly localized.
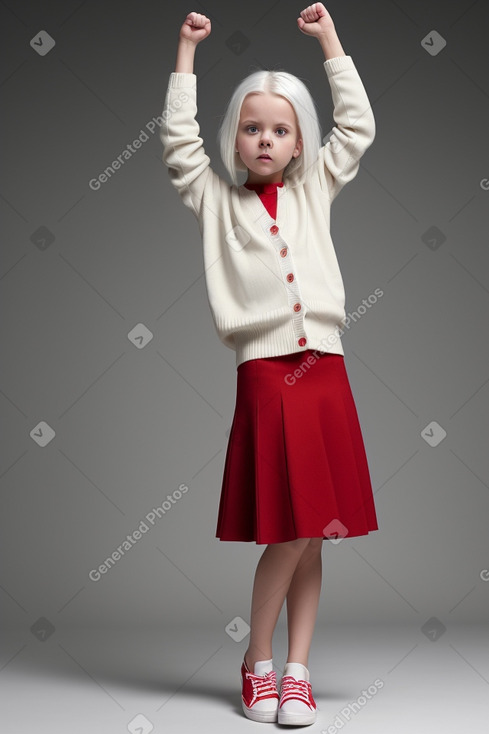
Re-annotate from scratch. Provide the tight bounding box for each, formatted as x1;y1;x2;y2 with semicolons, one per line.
217;69;322;187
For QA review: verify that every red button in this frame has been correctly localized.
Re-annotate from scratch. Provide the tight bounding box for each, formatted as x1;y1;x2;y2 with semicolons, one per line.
279;247;288;257
293;303;301;312
286;273;294;282
270;224;279;235
298;337;307;347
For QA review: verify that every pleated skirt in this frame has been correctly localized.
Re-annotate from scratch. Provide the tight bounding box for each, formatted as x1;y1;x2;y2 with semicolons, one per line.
215;350;379;544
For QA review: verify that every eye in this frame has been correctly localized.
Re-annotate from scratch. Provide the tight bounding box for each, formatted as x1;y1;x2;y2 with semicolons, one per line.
276;128;287;136
246;125;258;133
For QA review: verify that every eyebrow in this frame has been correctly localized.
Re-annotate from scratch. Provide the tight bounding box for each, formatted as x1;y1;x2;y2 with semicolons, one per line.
241;120;292;127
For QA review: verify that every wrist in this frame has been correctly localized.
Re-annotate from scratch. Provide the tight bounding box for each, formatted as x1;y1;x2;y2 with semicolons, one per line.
178;37;197;49
317;28;346;59
317;28;338;46
175;37;197;73
317;24;336;37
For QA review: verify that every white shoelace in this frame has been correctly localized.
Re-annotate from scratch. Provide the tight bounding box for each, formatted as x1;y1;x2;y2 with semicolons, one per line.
279;675;314;709
247;670;278;703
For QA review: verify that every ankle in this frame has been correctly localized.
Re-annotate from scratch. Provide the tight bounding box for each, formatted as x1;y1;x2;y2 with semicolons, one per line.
285;658;308;668
245;648;273;673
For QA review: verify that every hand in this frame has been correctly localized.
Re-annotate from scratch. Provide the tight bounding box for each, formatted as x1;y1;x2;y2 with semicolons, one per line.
297;2;335;37
179;12;211;45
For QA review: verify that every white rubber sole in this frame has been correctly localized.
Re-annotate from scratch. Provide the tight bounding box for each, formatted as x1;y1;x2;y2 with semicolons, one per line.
277;708;317;726
241;700;278;723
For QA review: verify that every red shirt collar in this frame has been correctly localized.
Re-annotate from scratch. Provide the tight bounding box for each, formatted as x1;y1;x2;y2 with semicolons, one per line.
244;181;284;195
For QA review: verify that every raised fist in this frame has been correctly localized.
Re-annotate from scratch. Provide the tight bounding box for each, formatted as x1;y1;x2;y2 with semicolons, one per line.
179;12;212;44
297;2;335;37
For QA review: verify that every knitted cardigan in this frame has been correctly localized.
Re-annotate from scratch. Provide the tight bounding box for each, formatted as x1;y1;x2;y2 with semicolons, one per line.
160;54;375;367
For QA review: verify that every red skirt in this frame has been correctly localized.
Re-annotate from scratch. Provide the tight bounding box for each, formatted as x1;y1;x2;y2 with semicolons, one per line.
215;350;379;544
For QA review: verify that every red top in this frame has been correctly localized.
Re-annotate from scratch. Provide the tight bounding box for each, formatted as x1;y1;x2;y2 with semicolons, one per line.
244;181;284;220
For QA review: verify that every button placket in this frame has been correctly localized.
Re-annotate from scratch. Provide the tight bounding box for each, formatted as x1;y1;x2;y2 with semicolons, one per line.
263;219;308;348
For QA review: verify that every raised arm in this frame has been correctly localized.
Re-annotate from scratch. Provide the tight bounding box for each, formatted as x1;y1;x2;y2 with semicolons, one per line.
175;12;211;72
298;3;375;201
160;12;215;216
297;2;345;59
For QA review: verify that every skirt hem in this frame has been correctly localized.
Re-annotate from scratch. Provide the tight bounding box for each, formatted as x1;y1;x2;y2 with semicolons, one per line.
216;527;379;544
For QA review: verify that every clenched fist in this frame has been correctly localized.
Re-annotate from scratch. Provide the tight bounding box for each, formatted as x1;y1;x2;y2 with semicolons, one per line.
179;12;211;45
297;2;335;37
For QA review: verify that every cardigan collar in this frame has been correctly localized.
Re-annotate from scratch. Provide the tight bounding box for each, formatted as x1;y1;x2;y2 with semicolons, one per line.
243;181;285;195
238;181;287;229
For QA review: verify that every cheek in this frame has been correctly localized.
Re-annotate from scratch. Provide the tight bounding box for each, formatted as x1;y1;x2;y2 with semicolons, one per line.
238;136;253;153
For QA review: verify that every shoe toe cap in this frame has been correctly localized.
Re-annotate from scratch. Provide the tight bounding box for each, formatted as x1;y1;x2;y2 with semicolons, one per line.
249;698;278;712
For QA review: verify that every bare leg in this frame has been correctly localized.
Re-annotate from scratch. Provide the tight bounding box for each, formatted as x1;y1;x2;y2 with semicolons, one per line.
285;538;323;667
244;537;311;672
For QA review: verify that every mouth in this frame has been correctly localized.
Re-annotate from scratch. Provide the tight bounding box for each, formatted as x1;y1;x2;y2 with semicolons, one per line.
257;155;272;160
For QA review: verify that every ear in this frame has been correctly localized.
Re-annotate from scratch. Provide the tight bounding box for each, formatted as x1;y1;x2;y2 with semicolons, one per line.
293;138;303;158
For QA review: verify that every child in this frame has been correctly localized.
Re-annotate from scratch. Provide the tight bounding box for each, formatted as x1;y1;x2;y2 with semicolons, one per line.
160;2;379;726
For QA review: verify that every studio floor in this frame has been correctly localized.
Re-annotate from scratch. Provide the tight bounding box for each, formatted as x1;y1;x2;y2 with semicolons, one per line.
1;622;488;733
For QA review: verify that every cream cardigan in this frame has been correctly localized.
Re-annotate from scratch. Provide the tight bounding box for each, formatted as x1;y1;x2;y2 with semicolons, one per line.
160;54;375;367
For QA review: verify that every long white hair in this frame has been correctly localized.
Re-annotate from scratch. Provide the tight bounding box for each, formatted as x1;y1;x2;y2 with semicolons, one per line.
217;69;322;187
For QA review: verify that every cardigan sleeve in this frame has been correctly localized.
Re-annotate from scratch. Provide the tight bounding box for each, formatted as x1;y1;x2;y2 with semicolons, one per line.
319;55;376;202
159;72;217;217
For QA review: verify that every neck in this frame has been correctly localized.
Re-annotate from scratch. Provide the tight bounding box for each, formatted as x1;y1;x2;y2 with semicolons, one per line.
245;172;285;186
245;178;283;186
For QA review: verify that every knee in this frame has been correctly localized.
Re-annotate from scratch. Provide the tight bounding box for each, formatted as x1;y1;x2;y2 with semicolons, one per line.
285;537;323;553
294;538;323;565
269;537;322;553
279;538;310;553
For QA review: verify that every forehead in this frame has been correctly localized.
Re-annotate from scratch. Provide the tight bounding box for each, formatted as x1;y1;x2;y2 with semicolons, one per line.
239;92;296;123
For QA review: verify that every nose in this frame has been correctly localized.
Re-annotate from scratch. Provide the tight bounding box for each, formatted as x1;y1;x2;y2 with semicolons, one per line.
259;136;272;148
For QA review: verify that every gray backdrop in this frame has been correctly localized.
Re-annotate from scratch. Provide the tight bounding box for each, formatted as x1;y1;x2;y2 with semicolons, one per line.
1;0;488;642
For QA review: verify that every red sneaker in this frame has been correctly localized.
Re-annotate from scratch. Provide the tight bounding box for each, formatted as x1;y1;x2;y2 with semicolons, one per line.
240;657;279;723
278;662;317;726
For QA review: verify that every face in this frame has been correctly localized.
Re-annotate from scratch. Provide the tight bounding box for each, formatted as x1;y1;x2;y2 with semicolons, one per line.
235;92;303;184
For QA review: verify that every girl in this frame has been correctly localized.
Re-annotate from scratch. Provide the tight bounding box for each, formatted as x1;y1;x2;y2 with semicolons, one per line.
160;3;379;726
